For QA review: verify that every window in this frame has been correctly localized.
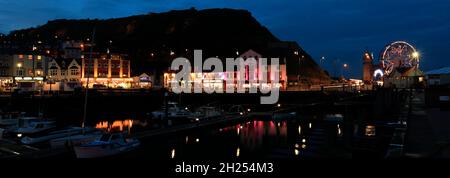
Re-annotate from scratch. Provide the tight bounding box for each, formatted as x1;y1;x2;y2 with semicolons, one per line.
61;70;66;76
50;69;58;76
70;69;79;76
16;69;23;76
37;62;42;69
365;125;376;137
99;73;108;77
28;55;33;60
18;54;24;59
37;55;42;60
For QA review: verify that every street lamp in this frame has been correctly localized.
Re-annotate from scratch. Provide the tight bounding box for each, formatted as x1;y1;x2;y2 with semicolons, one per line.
341;63;349;80
412;51;420;58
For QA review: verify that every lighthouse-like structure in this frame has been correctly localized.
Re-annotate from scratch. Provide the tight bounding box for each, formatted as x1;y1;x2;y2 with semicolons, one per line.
362;51;373;84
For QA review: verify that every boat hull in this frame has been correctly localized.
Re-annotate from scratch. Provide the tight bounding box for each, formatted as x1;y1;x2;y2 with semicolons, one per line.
74;140;140;158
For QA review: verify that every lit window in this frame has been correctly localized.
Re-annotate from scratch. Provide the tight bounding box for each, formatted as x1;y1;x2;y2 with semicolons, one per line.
365;125;376;137
50;69;58;76
37;55;42;60
70;69;79;75
18;54;24;59
28;55;33;60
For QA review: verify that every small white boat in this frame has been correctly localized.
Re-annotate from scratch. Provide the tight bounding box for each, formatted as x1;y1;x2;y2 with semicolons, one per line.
151;102;194;119
21;127;100;145
190;106;223;122
74;132;140;158
50;130;103;149
0;112;26;126
16;121;55;134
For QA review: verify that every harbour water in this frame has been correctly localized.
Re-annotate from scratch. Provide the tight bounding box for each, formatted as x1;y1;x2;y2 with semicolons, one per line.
84;113;351;160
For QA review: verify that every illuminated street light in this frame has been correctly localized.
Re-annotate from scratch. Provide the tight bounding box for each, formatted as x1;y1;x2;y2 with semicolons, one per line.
412;51;420;58
17;63;22;68
343;63;348;68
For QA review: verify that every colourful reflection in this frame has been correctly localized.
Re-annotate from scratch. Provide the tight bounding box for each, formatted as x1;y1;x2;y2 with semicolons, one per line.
95;119;147;133
220;120;289;151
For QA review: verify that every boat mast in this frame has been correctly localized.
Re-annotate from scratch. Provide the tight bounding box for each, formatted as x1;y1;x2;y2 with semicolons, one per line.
82;28;96;128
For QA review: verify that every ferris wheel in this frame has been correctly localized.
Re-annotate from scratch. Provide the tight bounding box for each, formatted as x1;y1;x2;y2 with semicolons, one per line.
381;41;420;76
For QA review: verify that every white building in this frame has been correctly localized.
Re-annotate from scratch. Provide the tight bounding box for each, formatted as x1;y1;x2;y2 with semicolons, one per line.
44;57;82;91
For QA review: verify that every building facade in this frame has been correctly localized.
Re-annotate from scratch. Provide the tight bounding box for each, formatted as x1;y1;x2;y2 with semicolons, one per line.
44;57;82;91
0;55;14;91
163;49;287;92
425;67;450;87
81;53;132;88
11;53;48;91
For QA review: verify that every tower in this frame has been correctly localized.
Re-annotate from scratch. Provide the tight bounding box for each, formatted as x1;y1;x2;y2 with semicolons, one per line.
362;51;373;83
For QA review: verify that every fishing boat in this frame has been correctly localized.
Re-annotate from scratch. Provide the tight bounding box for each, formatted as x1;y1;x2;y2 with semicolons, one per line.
73;132;140;158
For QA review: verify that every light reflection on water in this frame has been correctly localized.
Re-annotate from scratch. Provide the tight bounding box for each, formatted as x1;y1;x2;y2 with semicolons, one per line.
105;114;349;159
94;119;148;133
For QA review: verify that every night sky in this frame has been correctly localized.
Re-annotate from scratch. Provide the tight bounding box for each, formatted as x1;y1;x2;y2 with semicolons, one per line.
1;0;450;78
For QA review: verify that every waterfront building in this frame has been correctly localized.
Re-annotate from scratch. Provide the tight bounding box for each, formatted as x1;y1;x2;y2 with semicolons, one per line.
44;56;82;91
81;53;132;88
163;49;287;92
132;73;153;89
0;54;14;91
11;53;48;91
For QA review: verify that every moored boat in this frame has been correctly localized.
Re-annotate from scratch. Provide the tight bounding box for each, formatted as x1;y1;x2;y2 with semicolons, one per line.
73;132;140;158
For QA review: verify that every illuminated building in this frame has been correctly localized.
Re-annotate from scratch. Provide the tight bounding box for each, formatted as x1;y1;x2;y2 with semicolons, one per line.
81;53;132;88
11;53;48;91
132;73;153;89
163;49;287;92
44;57;82;91
0;55;14;91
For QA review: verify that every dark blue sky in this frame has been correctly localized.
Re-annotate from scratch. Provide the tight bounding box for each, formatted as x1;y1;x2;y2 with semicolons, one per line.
1;0;450;78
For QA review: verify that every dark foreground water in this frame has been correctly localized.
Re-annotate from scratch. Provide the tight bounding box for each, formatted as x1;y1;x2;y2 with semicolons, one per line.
83;113;351;160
